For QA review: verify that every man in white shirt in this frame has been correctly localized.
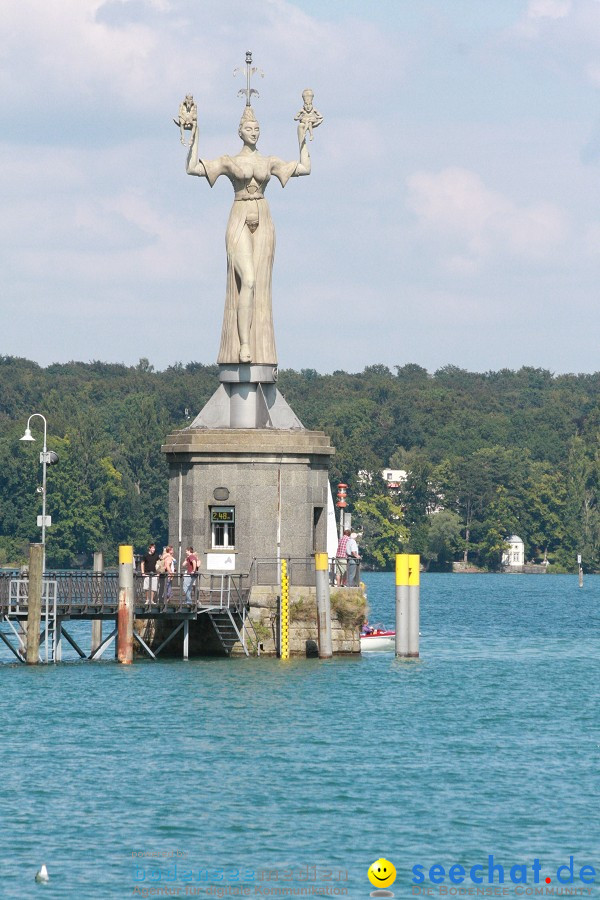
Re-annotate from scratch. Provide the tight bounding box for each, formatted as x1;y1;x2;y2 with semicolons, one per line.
346;532;360;586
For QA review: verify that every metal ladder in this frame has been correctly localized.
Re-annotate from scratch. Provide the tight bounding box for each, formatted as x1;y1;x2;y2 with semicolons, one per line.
207;604;261;657
46;615;56;663
207;608;244;655
4;578;59;663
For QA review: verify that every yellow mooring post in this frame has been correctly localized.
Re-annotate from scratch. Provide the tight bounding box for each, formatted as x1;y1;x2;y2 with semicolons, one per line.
117;544;134;665
395;553;420;658
395;554;409;657
408;554;420;658
280;559;289;659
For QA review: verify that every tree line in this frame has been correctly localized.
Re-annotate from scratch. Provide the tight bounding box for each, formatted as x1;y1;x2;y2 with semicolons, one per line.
0;357;598;572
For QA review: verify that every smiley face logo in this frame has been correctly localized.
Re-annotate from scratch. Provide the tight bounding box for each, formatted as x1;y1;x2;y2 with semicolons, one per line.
368;858;396;889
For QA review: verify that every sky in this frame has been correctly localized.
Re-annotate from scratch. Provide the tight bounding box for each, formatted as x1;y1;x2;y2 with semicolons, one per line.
1;0;600;375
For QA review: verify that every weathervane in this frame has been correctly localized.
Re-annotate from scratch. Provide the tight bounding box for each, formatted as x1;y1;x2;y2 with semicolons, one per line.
234;50;264;107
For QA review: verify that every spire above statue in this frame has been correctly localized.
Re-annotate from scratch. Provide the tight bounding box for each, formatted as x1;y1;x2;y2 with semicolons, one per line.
234;50;264;107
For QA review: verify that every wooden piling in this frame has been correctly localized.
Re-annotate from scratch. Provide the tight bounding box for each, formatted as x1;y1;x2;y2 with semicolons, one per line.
26;543;43;664
117;545;134;665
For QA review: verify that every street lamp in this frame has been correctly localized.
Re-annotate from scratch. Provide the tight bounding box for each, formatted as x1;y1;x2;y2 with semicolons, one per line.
20;413;51;572
336;483;348;539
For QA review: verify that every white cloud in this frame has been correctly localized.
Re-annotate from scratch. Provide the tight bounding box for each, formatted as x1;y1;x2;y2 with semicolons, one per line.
513;0;600;88
0;1;599;374
406;167;568;270
585;60;600;86
583;221;600;253
527;0;572;20
0;2;162;105
0;0;395;133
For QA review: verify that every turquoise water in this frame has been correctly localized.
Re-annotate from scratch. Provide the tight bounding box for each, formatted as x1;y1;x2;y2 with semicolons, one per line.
2;573;599;898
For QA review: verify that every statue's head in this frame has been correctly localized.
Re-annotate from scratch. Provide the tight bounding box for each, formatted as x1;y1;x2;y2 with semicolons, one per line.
238;106;260;146
302;89;314;110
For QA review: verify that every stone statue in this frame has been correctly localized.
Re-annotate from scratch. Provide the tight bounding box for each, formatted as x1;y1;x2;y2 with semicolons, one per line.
174;94;197;146
182;54;314;366
294;89;323;143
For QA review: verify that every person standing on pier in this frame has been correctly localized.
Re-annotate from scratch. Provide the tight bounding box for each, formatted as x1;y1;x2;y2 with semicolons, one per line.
346;532;360;587
182;546;199;604
141;542;160;606
163;545;175;600
335;528;351;586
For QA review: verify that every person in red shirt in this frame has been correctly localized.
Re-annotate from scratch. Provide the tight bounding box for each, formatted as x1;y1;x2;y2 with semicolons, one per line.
182;546;200;604
335;529;351;586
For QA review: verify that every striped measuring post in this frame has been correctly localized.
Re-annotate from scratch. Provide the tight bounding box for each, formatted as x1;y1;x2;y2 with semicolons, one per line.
280;558;289;659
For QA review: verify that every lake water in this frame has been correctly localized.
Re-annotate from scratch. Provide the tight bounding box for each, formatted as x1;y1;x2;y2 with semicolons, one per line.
1;573;599;898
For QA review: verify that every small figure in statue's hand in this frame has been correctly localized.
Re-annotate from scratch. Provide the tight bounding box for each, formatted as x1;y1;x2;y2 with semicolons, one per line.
294;88;323;143
174;94;198;146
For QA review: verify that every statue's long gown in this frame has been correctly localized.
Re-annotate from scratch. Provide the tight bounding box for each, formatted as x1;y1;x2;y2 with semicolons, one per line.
200;153;298;366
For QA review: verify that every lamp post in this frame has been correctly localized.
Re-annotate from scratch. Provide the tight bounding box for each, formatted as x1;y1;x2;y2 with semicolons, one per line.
20;413;49;573
336;483;348;539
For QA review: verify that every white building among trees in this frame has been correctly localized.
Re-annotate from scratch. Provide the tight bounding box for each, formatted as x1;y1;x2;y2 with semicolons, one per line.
381;468;408;488
502;535;525;568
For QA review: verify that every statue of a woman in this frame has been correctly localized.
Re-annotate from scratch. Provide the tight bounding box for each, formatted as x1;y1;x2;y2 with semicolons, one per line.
186;106;311;365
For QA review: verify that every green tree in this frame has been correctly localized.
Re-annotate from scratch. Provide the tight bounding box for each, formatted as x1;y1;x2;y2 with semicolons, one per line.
560;436;600;570
2;357;600;572
526;466;569;563
353;494;408;569
426;510;463;570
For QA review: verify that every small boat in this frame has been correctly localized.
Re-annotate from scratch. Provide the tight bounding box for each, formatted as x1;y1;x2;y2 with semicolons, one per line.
360;625;395;652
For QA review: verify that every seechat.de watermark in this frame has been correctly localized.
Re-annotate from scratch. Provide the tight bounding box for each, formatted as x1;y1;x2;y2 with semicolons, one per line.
411;856;596;892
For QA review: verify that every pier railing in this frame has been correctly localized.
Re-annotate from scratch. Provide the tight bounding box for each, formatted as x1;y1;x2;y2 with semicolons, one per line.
330;556;362;588
249;557;316;587
134;571;251;614
1;572;119;616
248;557;361;588
0;557;361;618
0;571;250;617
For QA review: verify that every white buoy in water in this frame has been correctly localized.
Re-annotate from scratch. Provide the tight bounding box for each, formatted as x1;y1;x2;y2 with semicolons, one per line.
35;864;49;883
